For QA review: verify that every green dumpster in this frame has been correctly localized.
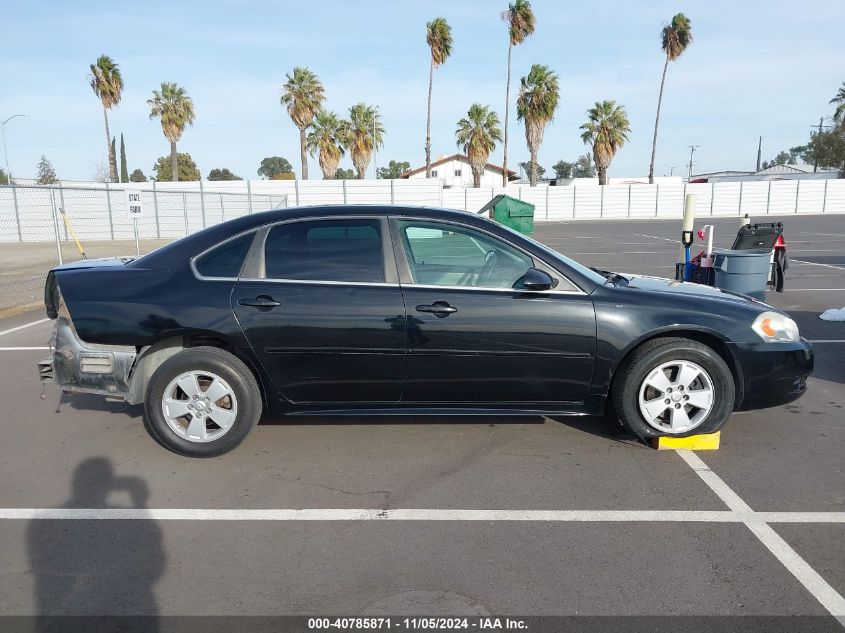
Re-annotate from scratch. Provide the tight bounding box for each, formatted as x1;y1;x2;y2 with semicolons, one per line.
477;194;536;235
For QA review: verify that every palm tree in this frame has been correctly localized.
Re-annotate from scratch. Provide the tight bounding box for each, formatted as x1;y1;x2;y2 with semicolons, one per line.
281;67;326;180
147;83;196;182
89;55;123;183
307;109;348;179
347;103;385;179
831;82;845;122
455;104;503;188
648;13;693;184
580;100;631;186
425;18;453;178
517;64;559;186
501;0;535;186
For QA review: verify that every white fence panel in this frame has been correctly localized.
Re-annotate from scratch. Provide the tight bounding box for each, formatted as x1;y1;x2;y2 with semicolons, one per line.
393;181;442;207
574;186;602;219
464;188;494;212
516;186;547;219
344;181;393;205
711;183;742;216
441;188;466;210
628;185;658;219
686;183;713;217
767;181;799;216
824;179;845;214
297;181;344;206
13;188;55;241
156;190;191;238
249;180;297;206
546;187;574;220
656;184;685;218
601;186;629;219
737;181;768;217
796;180;826;214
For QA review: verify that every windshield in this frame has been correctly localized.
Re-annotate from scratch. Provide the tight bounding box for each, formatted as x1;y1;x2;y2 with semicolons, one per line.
493;220;608;286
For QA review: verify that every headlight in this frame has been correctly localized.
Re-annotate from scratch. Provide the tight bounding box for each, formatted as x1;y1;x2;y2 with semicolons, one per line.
751;311;800;342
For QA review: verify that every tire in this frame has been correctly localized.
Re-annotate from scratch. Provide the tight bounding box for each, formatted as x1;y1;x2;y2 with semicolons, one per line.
611;337;735;440
143;346;262;457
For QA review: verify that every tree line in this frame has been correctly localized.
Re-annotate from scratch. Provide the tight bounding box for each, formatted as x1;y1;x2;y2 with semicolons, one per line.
759;84;845;173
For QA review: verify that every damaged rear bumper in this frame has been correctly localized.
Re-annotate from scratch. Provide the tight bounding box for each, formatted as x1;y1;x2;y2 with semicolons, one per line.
38;316;136;400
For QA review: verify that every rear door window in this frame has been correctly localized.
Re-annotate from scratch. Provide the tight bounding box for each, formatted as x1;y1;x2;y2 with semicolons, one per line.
264;219;385;283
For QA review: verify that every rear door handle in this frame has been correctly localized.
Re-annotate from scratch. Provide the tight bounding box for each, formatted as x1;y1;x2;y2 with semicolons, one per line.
237;295;281;309
416;301;457;318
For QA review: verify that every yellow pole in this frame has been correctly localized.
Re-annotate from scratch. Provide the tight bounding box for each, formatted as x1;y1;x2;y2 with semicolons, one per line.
59;208;87;259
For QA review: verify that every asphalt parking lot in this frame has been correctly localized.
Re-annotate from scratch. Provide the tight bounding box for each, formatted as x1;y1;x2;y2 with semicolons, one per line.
0;213;843;629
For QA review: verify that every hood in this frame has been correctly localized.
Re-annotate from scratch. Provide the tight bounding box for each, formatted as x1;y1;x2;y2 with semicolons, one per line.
52;256;135;272
615;273;765;304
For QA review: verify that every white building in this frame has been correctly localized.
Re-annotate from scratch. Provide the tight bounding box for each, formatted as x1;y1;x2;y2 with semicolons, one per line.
691;164;840;183
551;176;683;187
401;154;518;187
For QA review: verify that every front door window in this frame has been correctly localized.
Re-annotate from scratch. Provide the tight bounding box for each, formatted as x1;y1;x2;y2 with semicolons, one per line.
398;221;534;289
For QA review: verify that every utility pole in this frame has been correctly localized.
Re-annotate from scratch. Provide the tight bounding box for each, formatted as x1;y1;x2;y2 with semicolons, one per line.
756;136;762;172
373;108;378;179
686;145;699;181
812;116;827;173
1;114;27;184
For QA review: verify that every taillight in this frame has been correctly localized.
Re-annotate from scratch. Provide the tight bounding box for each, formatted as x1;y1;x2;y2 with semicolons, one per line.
774;234;786;249
44;272;59;319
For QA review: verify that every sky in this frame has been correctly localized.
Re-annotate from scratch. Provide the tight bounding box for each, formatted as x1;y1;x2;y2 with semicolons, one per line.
2;0;844;182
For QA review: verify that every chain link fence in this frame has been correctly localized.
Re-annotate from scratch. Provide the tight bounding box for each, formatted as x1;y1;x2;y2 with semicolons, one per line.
0;184;287;314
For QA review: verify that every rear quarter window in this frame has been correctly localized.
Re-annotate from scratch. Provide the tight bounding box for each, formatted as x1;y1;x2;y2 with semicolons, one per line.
194;233;254;278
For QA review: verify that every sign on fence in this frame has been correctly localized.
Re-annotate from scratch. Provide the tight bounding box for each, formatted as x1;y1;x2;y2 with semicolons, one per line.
125;190;143;217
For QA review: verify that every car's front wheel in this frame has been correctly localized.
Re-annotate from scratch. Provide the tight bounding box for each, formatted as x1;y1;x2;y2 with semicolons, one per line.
143;347;262;457
612;338;735;439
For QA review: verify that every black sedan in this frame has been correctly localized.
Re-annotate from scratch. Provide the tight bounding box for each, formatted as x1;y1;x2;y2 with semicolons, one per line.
40;205;813;457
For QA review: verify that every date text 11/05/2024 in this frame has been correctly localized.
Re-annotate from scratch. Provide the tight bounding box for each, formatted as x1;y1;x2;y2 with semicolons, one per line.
307;617;528;630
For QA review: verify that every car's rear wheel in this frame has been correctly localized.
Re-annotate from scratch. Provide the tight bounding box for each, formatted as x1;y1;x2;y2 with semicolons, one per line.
143;347;262;457
612;338;735;440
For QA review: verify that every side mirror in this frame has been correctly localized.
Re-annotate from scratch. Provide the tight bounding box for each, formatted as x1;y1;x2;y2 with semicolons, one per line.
522;267;553;291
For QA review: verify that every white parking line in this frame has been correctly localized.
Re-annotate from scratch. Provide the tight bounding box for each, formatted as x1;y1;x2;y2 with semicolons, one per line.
784;289;845;292
0;508;736;521
792;259;845;271
0;346;50;351
676;450;845;620
3;507;844;522
0;318;50;338
541;241;661;245
809;340;845;344
632;233;677;243
562;251;677;256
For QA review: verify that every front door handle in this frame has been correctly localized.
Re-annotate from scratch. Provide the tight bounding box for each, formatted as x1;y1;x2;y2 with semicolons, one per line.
416;301;457;318
237;295;281;309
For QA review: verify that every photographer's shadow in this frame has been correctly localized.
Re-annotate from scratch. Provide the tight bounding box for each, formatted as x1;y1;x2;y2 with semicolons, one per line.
27;458;165;628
